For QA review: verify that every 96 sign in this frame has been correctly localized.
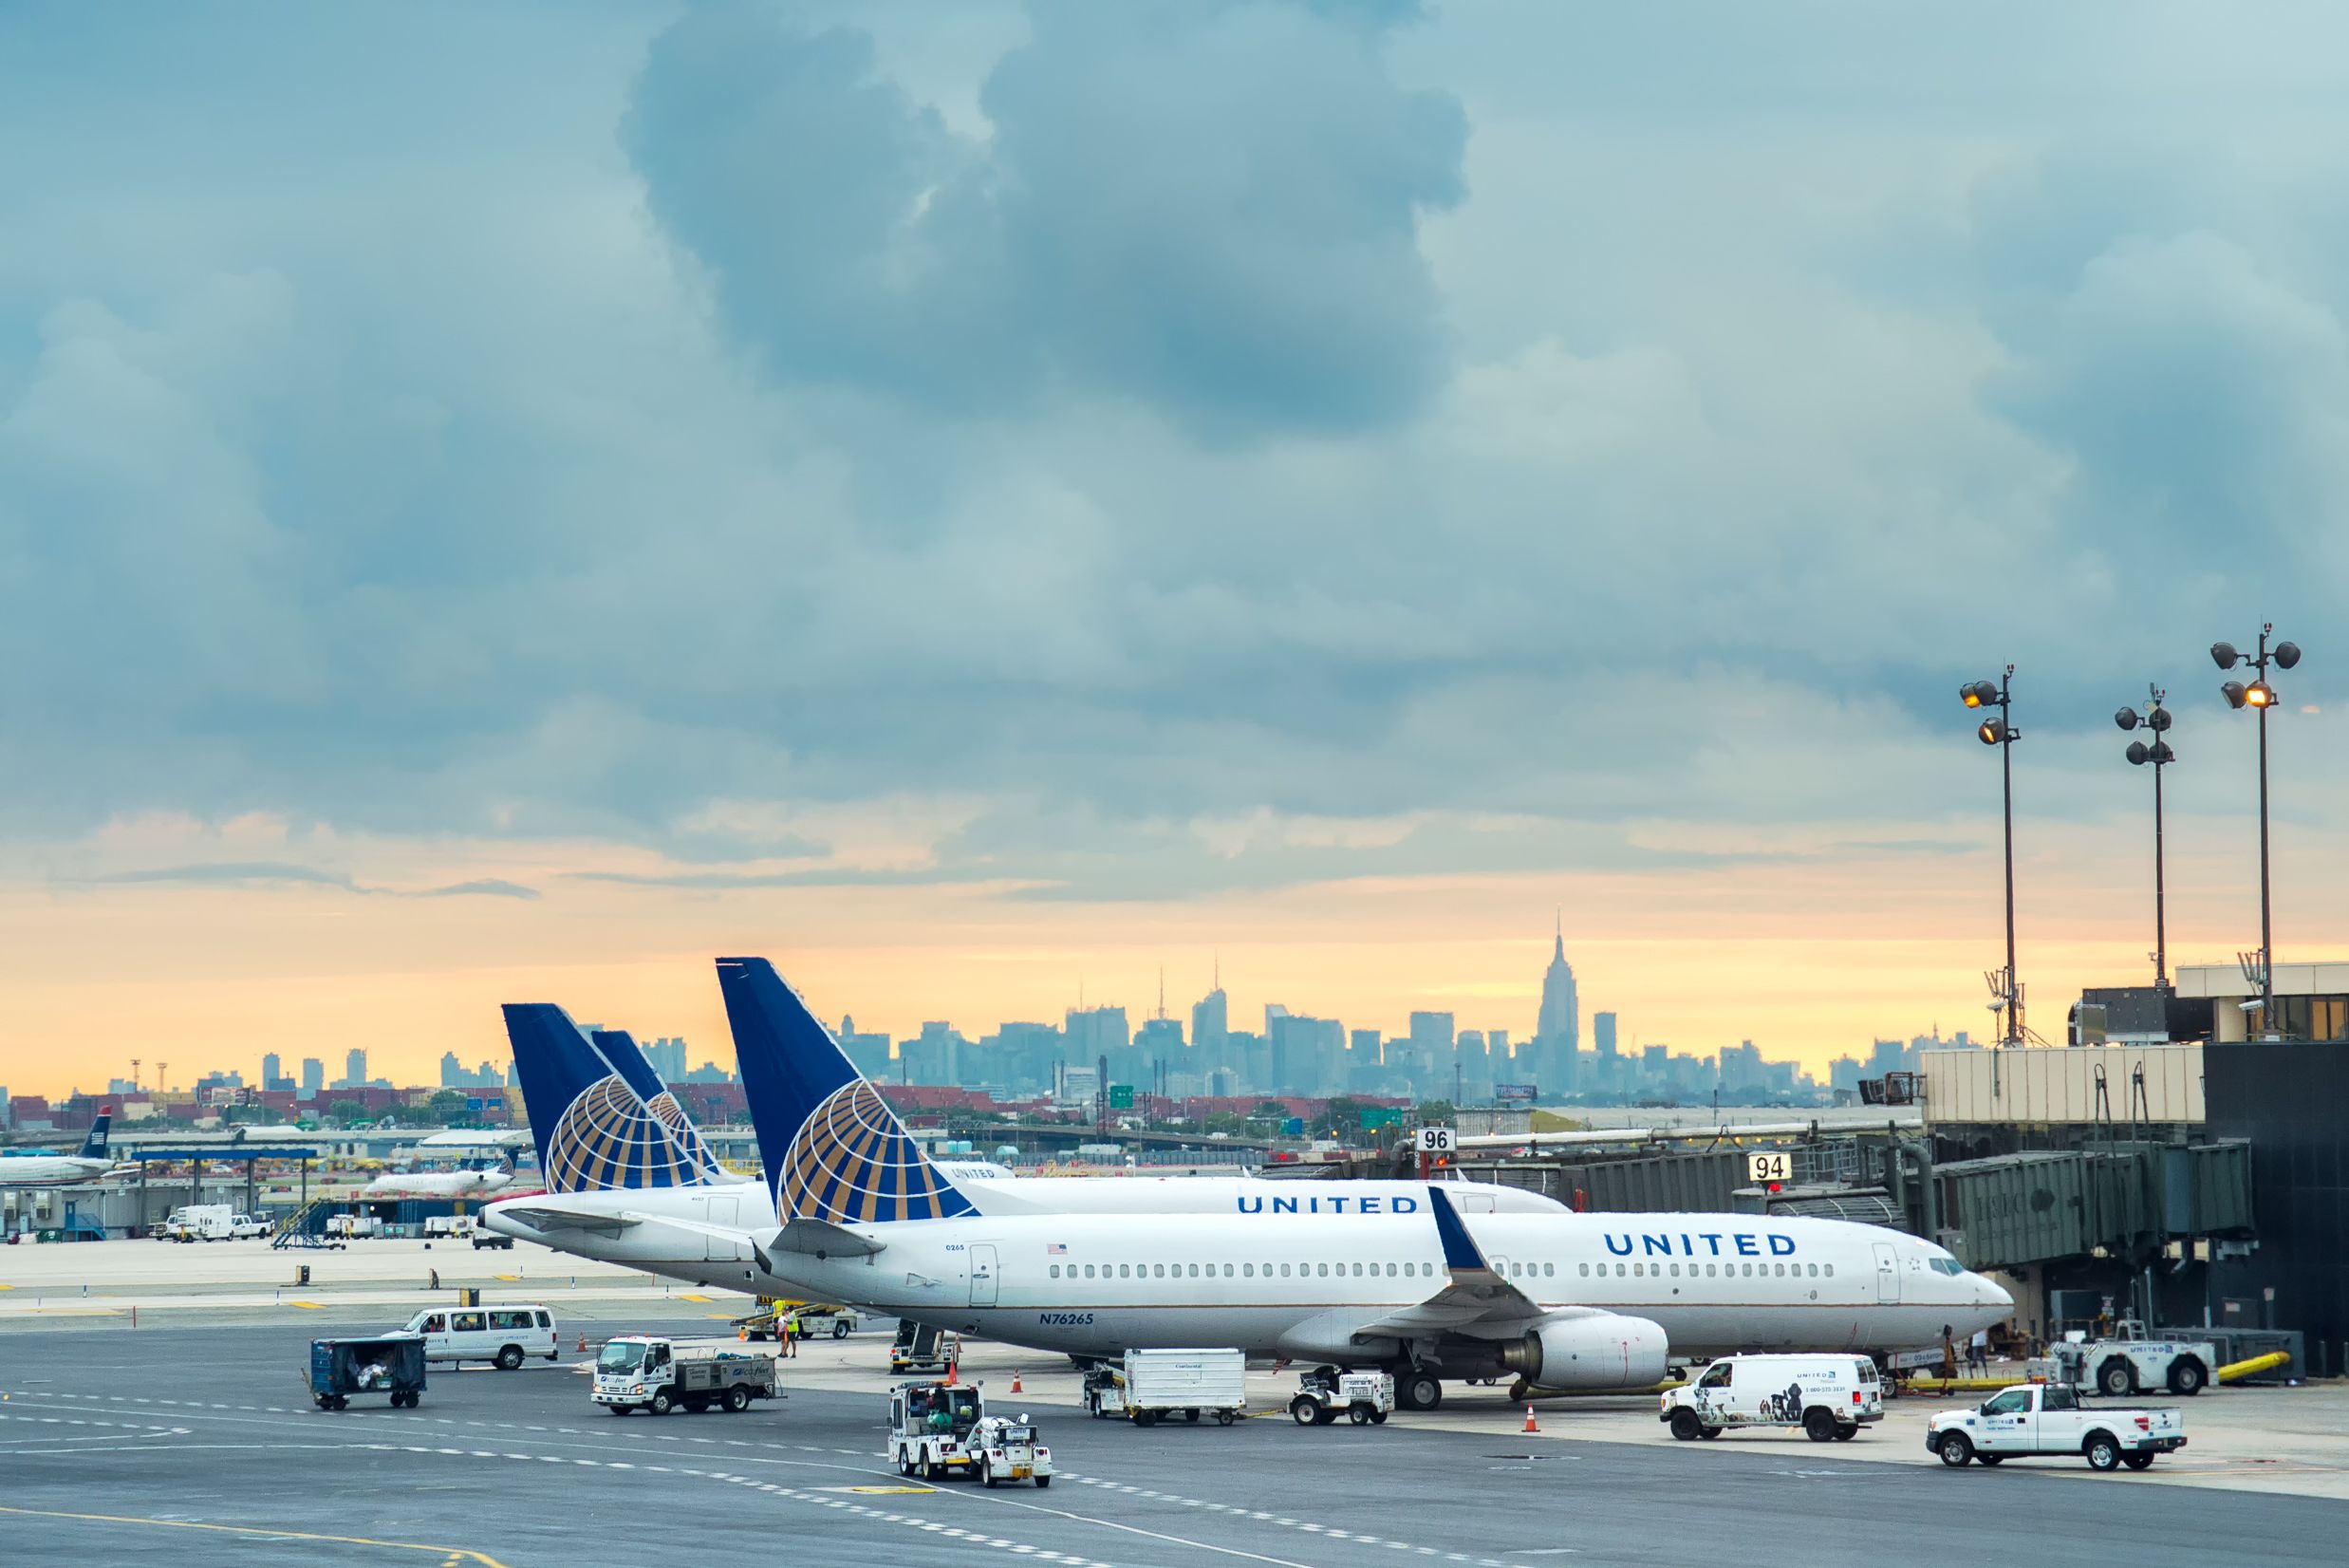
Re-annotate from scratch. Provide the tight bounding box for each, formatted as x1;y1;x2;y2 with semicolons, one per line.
1414;1127;1456;1155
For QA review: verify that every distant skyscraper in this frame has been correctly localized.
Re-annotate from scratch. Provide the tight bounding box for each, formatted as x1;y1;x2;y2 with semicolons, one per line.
1191;984;1230;1078
1594;1012;1617;1055
1537;927;1578;1095
344;1048;366;1089
439;1051;463;1088
300;1057;324;1099
261;1053;282;1092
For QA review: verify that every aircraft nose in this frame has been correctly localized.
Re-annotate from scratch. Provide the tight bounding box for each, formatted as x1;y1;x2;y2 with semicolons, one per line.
1975;1275;2012;1312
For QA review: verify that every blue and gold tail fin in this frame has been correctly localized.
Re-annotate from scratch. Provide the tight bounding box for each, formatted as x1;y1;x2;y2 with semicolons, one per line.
501;1002;708;1193
589;1028;727;1183
715;957;976;1224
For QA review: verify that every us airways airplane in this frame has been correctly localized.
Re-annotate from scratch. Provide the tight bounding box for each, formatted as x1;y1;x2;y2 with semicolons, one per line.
0;1113;116;1188
492;960;2008;1409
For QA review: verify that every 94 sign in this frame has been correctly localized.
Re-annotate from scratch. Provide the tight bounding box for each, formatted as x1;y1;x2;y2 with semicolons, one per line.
1746;1150;1792;1184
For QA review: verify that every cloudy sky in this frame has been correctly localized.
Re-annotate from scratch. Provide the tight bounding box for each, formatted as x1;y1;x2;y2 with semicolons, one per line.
7;1;2349;1095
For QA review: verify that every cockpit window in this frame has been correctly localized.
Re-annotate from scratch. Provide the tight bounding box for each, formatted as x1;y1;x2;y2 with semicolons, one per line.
1928;1258;1966;1276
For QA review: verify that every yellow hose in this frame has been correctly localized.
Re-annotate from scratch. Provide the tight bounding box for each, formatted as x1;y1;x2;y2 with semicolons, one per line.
2218;1351;2291;1383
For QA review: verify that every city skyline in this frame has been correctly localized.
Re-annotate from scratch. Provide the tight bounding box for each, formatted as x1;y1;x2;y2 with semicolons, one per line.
16;921;2002;1101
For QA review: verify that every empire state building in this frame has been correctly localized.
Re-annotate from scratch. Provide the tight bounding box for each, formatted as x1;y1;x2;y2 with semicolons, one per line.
1537;929;1578;1095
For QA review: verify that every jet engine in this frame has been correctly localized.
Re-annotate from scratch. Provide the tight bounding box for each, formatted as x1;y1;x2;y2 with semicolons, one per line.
1496;1312;1669;1390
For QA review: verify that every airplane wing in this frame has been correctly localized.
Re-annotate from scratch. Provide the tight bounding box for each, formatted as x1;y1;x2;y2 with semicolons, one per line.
1351;1185;1605;1340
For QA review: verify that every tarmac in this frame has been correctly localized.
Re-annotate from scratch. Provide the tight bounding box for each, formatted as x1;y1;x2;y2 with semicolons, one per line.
3;1239;2347;1564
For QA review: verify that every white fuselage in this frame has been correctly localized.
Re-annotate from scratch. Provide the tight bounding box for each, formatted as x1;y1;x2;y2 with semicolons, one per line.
489;1191;2007;1370
363;1169;515;1199
0;1157;111;1188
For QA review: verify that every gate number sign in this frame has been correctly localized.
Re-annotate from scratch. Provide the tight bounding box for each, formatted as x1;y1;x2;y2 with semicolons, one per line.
1747;1151;1791;1184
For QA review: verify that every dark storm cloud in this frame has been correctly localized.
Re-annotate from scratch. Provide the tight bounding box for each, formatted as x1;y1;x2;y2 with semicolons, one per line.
622;0;1464;433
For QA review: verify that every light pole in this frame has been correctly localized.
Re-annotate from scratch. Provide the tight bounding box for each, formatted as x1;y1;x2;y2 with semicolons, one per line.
2114;686;2175;989
1961;668;2023;1047
2212;625;2302;1038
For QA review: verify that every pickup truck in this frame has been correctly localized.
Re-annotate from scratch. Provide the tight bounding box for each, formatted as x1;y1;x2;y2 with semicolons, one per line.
1928;1383;2187;1471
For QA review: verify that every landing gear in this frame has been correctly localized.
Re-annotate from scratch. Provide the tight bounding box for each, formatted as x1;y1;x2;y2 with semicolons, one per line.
1394;1370;1443;1411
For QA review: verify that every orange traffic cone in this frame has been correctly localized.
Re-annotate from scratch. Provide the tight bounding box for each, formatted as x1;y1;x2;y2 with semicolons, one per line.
1011;1370;1023;1393
577;1331;587;1353
1523;1404;1539;1433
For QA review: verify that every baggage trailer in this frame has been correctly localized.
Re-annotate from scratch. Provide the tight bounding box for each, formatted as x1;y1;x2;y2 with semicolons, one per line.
593;1336;780;1416
308;1335;426;1411
889;1378;990;1482
1085;1348;1247;1427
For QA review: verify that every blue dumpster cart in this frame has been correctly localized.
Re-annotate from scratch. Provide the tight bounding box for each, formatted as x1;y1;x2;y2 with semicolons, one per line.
309;1334;427;1410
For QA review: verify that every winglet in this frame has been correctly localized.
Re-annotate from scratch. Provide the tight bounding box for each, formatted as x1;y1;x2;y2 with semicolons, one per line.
1427;1184;1487;1273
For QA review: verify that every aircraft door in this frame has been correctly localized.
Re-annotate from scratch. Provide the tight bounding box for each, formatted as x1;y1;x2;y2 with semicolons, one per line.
704;1197;739;1260
969;1244;998;1307
1872;1241;1899;1304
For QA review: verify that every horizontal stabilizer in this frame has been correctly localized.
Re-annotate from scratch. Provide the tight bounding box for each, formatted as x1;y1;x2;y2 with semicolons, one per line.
490;1203;643;1238
768;1219;886;1260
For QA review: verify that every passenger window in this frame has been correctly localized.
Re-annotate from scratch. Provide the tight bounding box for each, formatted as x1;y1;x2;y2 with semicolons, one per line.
454;1313;485;1333
1824;1264;1834;1278
535;1312;552;1329
1543;1262;1554;1278
1048;1264;1059;1279
1189;1264;1201;1279
1280;1263;1291;1278
1316;1262;1330;1278
424;1315;446;1333
1632;1262;1644;1278
1386;1262;1397;1277
1242;1262;1254;1277
1615;1263;1627;1278
1084;1264;1095;1279
1223;1263;1235;1278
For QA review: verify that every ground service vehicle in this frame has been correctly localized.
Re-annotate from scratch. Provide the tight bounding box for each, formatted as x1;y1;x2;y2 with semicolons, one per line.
734;1298;858;1342
326;1213;382;1240
1288;1367;1393;1426
308;1335;425;1410
968;1413;1053;1487
399;1304;559;1369
889;1320;957;1374
1085;1348;1246;1426
594;1336;780;1415
472;1227;513;1250
1660;1353;1882;1442
1929;1384;2188;1470
2056;1321;2219;1398
229;1213;271;1240
890;1379;987;1480
164;1204;234;1241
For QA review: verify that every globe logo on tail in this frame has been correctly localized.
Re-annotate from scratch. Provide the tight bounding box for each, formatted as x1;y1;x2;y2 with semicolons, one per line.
544;1076;706;1192
645;1091;720;1175
777;1081;974;1224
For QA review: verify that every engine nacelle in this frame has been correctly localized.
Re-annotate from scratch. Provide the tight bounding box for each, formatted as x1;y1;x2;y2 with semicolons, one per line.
1497;1312;1669;1391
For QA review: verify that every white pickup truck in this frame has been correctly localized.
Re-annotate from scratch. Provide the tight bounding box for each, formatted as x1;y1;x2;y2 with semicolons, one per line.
1928;1384;2187;1471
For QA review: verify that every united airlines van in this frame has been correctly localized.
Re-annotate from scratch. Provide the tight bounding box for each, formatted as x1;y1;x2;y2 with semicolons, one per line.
400;1305;560;1370
1659;1353;1882;1442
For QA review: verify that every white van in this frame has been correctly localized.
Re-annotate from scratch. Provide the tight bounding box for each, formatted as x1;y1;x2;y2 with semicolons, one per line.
1660;1354;1882;1443
400;1305;560;1370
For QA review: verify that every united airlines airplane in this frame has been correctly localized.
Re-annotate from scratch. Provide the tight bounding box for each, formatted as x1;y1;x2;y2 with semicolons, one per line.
0;1113;116;1188
491;960;2009;1409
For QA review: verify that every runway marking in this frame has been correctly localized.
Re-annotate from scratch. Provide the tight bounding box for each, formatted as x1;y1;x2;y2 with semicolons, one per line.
1061;1471;1520;1566
0;1503;513;1566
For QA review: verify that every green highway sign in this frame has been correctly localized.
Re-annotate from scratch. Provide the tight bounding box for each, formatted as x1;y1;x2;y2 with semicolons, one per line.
1108;1085;1135;1110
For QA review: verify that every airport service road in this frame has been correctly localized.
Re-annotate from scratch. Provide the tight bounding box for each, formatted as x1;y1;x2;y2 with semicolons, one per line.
2;1323;2343;1568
